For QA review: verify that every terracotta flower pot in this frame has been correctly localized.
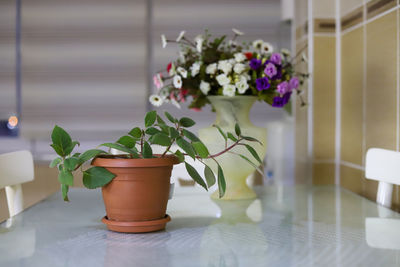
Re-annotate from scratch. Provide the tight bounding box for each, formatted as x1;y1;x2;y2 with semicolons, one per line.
92;155;180;233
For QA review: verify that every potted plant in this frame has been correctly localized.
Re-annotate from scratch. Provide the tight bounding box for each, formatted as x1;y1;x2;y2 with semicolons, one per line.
49;110;262;233
149;29;309;200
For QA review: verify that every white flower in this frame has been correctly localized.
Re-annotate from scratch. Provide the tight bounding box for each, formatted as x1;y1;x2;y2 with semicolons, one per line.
281;48;290;56
242;72;251;81
301;52;308;63
222;84;236;97
190;62;201;77
149;94;163;107
235;76;249;94
199;80;211;95
195;35;204;53
218;60;232;74
206;63;217;75
177;67;187;78
171;99;181;109
233;63;246;74
176;31;185;42
229;58;236;65
253;39;263;49
179;51;186;63
216;74;230;86
261;42;274;53
161;34;167;48
234;52;246;63
173;75;182;88
232;28;244;35
228;40;237;47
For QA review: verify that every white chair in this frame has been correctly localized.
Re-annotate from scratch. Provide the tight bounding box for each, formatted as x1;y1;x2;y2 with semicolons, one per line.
365;148;400;208
0;150;34;217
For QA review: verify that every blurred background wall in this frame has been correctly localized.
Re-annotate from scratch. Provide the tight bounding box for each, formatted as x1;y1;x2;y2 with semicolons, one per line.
294;0;400;211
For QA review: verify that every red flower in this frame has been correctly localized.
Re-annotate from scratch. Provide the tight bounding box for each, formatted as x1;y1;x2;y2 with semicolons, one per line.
167;62;172;73
244;52;253;60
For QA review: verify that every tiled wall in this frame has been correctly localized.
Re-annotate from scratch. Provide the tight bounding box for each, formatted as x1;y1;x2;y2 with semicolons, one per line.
295;0;400;210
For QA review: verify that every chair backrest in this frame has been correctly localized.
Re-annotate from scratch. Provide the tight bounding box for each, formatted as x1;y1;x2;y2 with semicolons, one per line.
0;150;34;217
365;148;400;208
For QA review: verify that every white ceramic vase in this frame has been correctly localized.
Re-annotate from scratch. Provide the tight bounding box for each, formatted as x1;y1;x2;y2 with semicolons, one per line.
198;96;267;200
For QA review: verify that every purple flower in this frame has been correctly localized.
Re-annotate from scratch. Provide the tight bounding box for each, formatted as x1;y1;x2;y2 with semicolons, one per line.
270;53;282;65
264;63;277;78
272;92;292;107
249;58;262;70
256;77;270;91
289;77;299;90
277;81;289;95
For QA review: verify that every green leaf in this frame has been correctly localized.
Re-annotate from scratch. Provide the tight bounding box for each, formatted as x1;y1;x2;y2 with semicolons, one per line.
217;164;226;198
64;157;79;171
169;127;179;139
51;125;72;156
158;124;170;134
117;135;136;148
239;154;264;175
50;144;64;157
185;162;207;191
83;167;116;189
150;133;172;146
157;115;166;124
182;129;201;142
192;141;209;158
176;137;196;159
174;150;185;162
61;184;69;202
235;123;241;136
144;110;157;127
58;169;74;186
65;141;80;156
49;157;62;168
72;153;81;158
204;165;216;187
145;127;161;135
100;143;139;157
142;141;153;158
128;127;142;138
227;132;238;142
165;111;177;123
79;149;107;163
245;144;263;164
213;125;227;141
241;135;263;145
179;117;196;127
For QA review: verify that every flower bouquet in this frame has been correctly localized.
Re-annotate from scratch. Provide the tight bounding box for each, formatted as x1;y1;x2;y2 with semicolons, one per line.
150;29;308;110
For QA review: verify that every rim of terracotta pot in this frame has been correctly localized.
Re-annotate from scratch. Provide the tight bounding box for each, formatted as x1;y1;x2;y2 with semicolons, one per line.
92;154;180;168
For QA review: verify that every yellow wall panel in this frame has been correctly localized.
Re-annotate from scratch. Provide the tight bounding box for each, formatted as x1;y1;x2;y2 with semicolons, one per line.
312;163;335;184
365;11;397;151
341;27;364;165
340;165;363;194
313;36;336;160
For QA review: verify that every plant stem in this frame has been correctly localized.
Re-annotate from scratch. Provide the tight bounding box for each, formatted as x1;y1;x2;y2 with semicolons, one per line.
140;131;144;158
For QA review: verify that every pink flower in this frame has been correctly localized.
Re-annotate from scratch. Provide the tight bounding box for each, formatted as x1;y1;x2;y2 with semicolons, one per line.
277;81;289;95
264;63;277;78
153;73;163;89
270;53;282;65
178;89;189;103
289;77;299;90
190;107;202;112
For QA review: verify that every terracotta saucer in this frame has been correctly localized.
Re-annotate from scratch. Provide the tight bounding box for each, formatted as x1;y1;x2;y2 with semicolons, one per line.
101;215;171;233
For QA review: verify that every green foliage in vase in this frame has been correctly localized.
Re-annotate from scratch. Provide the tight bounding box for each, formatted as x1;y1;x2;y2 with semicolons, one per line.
49;110;263;201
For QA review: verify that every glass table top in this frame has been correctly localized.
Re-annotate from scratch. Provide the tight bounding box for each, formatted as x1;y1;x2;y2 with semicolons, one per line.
1;185;400;267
